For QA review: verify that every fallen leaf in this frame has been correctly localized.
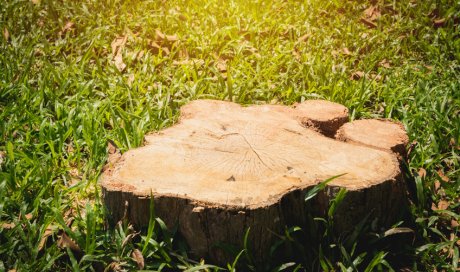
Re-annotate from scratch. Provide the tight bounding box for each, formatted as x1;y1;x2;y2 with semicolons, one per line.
239;30;251;41
131;249;144;269
62;208;75;228
57;232;82;254
127;74;135;87
379;59;391;68
172;58;205;67
178;14;187;21
107;140;121;160
111;36;128;57
350;71;365;80
155;29;166;41
292;49;301;61
434;180;441;191
38;19;45;27
433;18;446;28
434;200;450;210
105;262;122;272
147;40;170;56
31;0;40;4
383;227;414;237
369;73;382;81
1;222;15;229
417;168;427;178
407;140;418;158
3;27;9;41
360;18;377;28
111;35;128;72
148;40;162;53
38;226;55;251
451;219;459;228
297;33;310;43
24;213;33;220
166;34;179;42
216;60;227;72
161;46;170;55
121;231;138;248
134;50;145;61
363;5;381;22
342;47;351;55
437;170;449;182
113;53;126;72
59;21;75;36
449;138;456;147
0;151;5;165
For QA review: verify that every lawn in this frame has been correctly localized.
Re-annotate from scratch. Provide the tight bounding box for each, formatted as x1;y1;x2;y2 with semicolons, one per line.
0;0;459;271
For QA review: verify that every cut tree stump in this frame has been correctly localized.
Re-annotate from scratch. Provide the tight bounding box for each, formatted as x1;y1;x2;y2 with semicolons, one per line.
100;99;408;264
335;119;409;158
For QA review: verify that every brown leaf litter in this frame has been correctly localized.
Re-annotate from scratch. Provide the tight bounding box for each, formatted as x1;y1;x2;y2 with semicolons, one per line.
111;35;128;72
131;249;144;269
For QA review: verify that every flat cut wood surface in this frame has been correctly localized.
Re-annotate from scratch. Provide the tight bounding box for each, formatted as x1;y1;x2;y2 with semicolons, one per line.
102;100;400;209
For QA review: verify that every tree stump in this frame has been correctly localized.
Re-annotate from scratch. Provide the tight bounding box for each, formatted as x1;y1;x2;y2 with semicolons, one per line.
100;99;408;264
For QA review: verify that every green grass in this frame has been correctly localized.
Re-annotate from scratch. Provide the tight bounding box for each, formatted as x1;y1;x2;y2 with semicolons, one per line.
0;0;459;270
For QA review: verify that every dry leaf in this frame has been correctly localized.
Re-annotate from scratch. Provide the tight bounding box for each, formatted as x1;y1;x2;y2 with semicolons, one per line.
0;151;5;165
148;40;162;54
113;53;126;72
59;21;75;36
370;73;382;81
111;36;127;57
111;35;128;72
379;59;391;68
147;40;170;56
1;222;15;229
31;0;40;4
292;49;301;61
107;140;121;160
161;46;170;55
433;18;446;28
434;200;450;210
417;168;427;178
24;213;33;220
342;47;351;55
434;180;441;191
111;36;128;72
437;170;449;182
451;219;459;228
134;50;145;61
127;74;135;87
350;71;365;80
166;34;179;42
57;232;82;254
3;27;9;41
360;18;377;28
216;60;227;72
121;231;138;248
103;140;122;172
155;29;165;41
297;33;310;43
131;249;144;269
173;58;205;67
449;138;457;147
178;14;187;21
105;262;122;272
38;226;55;251
363;6;381;22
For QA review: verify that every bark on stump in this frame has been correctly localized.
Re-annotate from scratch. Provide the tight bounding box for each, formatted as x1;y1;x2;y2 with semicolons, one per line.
100;99;408;264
